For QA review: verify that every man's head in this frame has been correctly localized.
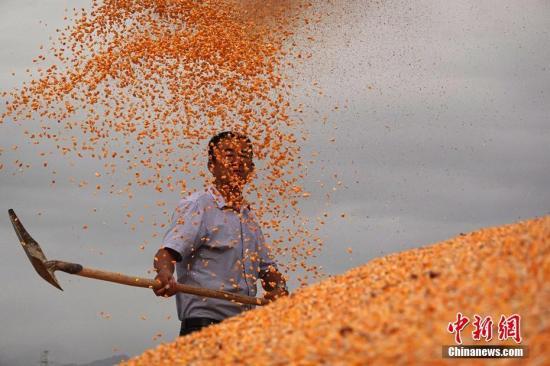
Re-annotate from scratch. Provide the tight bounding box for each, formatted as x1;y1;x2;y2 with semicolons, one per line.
207;131;255;190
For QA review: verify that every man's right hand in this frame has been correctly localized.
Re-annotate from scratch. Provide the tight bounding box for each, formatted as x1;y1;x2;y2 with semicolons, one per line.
153;269;178;297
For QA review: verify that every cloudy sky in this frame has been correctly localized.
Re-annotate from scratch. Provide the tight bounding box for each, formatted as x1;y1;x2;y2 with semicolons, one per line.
1;0;549;364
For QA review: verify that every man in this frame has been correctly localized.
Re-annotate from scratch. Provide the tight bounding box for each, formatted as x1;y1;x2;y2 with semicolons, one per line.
153;131;288;336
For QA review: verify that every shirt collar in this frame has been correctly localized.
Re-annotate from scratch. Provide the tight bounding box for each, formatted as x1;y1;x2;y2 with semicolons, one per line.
207;185;251;213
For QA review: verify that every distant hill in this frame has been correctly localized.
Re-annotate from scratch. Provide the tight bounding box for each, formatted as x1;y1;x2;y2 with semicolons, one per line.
62;355;129;366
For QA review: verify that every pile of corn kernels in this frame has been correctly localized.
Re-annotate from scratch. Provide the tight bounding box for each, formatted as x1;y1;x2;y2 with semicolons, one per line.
122;215;549;365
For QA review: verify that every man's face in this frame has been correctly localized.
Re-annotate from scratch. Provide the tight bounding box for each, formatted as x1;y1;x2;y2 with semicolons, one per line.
209;137;254;189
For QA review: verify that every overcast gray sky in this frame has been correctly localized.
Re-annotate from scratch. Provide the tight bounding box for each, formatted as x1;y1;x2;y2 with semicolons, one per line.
1;0;549;365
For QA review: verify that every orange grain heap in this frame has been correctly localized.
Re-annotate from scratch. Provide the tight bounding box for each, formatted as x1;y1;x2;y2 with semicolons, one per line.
121;216;549;365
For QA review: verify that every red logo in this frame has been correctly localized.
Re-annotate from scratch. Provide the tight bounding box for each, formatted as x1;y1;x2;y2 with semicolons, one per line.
448;313;522;344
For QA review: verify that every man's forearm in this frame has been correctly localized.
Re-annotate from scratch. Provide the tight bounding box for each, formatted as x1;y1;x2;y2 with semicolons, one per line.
153;248;179;297
154;248;177;275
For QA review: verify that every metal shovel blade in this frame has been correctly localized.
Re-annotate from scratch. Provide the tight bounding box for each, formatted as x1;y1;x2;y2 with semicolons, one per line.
8;209;63;290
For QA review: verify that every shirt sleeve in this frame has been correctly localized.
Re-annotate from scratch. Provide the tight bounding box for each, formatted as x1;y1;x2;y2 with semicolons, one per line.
257;226;278;272
162;198;206;261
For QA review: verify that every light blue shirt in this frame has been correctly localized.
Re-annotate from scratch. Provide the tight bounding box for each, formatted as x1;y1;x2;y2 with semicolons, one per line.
162;186;277;321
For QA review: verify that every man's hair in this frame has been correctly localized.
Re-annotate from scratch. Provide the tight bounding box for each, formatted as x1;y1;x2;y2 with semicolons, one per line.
208;131;253;164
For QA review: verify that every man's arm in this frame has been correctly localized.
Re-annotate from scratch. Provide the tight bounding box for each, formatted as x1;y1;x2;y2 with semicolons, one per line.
153;198;205;297
255;224;289;301
153;248;179;297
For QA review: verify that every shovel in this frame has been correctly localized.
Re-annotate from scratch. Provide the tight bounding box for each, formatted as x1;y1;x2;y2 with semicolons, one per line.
8;209;268;306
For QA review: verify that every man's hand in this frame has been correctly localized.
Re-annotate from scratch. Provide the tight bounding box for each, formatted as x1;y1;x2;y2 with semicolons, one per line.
263;287;289;302
153;269;178;297
259;266;288;302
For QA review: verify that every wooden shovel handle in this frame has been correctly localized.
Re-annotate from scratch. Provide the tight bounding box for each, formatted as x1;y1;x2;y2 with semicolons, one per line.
49;260;268;306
